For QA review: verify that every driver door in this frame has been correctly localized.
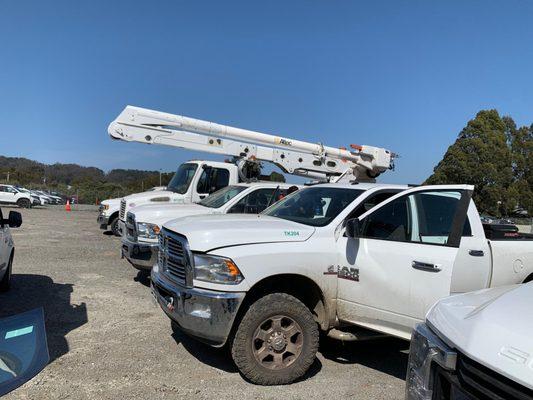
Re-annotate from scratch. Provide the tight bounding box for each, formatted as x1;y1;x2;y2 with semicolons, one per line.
335;185;473;338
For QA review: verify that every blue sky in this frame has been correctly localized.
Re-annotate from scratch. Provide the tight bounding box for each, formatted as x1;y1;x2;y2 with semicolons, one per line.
1;0;532;184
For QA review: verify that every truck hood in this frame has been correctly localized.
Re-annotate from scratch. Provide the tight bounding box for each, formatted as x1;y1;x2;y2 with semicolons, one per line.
102;197;121;207
427;284;533;390
131;203;212;226
163;214;315;252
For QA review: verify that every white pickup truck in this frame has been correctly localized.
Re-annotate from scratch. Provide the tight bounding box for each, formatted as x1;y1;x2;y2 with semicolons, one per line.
98;187;166;236
122;182;297;271
0;208;22;292
150;183;533;385
117;160;242;235
407;283;533;399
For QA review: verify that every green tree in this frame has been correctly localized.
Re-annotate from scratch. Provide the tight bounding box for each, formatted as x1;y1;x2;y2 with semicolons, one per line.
426;110;515;216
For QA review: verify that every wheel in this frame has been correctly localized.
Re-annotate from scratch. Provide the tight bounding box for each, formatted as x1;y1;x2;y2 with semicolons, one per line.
110;218;120;237
17;198;31;208
0;254;13;292
231;293;319;385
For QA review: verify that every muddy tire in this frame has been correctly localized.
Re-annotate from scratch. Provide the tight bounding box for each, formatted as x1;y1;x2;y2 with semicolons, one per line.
110;218;120;237
0;254;13;292
231;293;319;385
17;198;31;208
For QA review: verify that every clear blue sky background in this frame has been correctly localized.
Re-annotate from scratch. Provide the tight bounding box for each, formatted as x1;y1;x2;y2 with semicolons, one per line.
1;0;532;184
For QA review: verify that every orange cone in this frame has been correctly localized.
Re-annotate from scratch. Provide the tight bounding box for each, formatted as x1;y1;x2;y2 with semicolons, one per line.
65;200;71;212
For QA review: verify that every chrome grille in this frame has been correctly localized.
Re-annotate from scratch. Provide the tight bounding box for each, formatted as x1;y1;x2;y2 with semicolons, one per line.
456;353;533;400
159;229;192;286
119;199;126;220
125;212;137;242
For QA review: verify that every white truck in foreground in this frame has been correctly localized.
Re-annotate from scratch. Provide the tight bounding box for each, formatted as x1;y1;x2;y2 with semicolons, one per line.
407;283;533;399
122;182;297;271
150;183;533;385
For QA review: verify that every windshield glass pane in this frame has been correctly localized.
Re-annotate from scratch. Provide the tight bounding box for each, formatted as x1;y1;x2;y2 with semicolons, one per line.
199;185;247;208
263;186;364;227
166;164;198;194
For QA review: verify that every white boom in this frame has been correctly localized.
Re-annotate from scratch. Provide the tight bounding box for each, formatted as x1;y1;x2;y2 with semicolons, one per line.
108;106;395;182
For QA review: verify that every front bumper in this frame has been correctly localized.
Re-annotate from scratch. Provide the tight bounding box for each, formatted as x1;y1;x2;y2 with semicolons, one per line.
97;214;110;229
406;323;457;400
151;268;245;347
121;236;158;270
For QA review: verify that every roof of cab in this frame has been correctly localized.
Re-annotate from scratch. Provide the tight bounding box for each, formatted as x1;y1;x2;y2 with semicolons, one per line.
305;182;410;191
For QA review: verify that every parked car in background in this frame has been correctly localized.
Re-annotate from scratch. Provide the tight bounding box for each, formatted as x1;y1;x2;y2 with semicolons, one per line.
406;283;533;400
122;182;298;271
151;183;533;384
15;188;42;206
0;207;22;291
0;185;32;208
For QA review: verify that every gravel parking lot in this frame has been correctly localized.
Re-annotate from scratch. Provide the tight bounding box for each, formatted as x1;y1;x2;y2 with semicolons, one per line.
0;206;408;400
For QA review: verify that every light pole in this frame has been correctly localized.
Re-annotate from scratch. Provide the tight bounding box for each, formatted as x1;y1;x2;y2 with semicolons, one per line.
159;169;162;186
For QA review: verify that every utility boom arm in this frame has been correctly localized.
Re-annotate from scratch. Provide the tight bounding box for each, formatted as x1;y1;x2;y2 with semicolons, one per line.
108;106;395;182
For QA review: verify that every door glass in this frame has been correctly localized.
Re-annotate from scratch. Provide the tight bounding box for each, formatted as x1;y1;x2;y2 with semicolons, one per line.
361;190;465;246
0;308;49;397
197;168;230;194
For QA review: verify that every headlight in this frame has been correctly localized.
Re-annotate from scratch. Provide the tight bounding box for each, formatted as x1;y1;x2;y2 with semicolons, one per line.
103;204;109;210
193;254;243;284
406;323;456;400
137;222;160;239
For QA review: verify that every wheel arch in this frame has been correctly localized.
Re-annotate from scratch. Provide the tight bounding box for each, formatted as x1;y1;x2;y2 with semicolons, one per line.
523;273;533;284
234;274;329;333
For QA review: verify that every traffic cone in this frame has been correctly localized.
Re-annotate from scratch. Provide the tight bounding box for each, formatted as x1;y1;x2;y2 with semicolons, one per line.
65;200;71;212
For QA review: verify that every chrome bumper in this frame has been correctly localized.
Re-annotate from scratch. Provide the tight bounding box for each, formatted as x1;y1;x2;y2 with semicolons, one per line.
97;213;110;229
121;237;158;270
151;268;245;347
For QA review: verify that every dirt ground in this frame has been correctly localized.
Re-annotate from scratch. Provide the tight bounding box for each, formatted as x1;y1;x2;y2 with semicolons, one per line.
0;205;408;400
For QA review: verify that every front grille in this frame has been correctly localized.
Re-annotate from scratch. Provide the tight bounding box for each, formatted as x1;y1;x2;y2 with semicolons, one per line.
455;354;533;400
125;212;137;241
159;229;192;286
120;199;126;220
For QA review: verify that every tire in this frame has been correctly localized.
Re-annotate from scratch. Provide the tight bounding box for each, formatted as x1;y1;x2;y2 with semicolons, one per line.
17;198;31;208
231;293;319;385
0;254;13;292
110;218;120;237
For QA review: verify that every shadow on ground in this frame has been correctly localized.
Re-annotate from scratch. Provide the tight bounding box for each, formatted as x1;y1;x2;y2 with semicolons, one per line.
319;336;409;380
0;274;88;363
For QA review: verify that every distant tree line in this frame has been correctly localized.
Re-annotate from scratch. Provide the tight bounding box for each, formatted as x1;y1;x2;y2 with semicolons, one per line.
0;156;174;204
426;110;532;217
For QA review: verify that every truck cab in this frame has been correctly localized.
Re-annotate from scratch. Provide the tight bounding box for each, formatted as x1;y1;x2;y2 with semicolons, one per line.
0;207;22;292
117;161;239;234
151;183;533;385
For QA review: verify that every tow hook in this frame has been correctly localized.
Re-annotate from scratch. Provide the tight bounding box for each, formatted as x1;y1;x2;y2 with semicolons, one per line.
166;297;175;312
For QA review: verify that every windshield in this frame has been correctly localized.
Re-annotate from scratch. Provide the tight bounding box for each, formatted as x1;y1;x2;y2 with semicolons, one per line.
262;186;364;227
166;163;198;194
199;185;247;208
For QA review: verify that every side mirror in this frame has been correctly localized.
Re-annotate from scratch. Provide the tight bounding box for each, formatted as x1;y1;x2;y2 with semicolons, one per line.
345;218;360;238
7;211;22;228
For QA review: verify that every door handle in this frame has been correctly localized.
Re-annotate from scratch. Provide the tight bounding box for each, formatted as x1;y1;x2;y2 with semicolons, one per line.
468;250;484;257
412;261;441;273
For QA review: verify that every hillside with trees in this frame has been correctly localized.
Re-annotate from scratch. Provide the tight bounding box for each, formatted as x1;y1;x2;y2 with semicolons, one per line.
0;156;174;204
426;110;532;217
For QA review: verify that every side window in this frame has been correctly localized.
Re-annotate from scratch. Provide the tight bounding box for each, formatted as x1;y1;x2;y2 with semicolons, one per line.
349;190;401;219
197;168;230;194
229;188;277;214
361;197;411;242
0;186;5;192
360;190;465;246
